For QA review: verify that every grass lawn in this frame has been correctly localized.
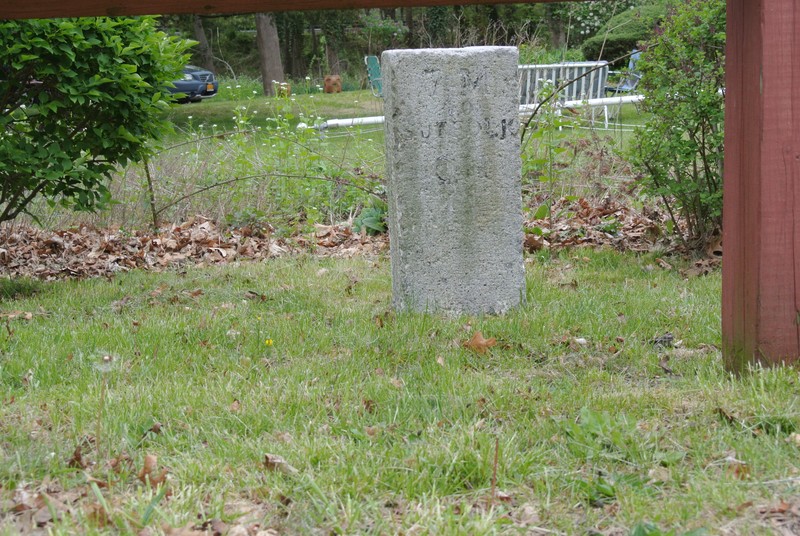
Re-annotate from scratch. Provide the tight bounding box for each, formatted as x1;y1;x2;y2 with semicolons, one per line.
165;89;386;134
1;248;796;534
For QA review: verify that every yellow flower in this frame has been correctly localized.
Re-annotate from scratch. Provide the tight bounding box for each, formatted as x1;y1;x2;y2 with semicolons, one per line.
264;339;274;347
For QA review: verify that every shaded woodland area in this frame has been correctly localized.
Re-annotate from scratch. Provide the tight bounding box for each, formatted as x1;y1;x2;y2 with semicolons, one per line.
162;1;662;94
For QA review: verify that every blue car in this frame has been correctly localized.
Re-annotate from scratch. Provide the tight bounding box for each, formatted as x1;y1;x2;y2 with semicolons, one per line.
167;65;218;103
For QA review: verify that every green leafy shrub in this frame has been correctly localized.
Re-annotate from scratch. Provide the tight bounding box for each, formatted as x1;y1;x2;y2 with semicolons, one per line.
581;4;666;64
0;17;192;223
631;0;726;249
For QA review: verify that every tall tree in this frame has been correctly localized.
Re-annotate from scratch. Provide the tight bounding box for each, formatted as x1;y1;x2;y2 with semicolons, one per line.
314;10;359;75
255;12;284;96
193;15;215;73
275;12;308;79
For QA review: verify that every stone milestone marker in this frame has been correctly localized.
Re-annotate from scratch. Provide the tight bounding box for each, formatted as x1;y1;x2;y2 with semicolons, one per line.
382;46;525;315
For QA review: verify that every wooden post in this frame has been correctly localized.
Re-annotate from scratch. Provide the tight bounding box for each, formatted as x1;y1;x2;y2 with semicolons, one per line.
722;0;800;372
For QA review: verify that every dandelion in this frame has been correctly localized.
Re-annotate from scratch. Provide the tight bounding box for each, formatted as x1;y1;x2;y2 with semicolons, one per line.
94;353;116;374
264;338;274;347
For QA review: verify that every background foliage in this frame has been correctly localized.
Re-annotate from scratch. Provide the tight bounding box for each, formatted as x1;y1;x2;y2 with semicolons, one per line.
165;2;662;87
581;3;667;64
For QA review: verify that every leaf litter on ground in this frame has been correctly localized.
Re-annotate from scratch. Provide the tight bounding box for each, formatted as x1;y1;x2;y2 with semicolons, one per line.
0;197;720;281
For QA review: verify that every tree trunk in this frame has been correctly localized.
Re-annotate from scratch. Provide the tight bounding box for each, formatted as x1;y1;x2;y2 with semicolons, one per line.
255;12;284;96
192;15;215;73
287;27;306;79
403;7;416;48
325;41;341;75
545;5;566;49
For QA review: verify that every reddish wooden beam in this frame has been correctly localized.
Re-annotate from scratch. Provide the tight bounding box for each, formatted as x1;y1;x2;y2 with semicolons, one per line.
0;0;572;20
722;0;800;372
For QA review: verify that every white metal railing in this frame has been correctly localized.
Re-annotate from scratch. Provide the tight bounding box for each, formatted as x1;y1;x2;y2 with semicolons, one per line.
518;61;609;105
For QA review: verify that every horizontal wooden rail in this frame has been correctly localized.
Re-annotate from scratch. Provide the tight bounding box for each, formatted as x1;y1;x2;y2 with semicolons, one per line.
1;0;581;20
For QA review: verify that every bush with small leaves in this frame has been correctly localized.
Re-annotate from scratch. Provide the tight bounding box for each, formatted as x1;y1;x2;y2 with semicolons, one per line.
631;0;726;250
0;17;193;223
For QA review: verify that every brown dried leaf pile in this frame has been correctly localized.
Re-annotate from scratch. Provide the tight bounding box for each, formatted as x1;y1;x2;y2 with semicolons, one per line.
0;217;388;280
525;196;665;252
0;197;718;281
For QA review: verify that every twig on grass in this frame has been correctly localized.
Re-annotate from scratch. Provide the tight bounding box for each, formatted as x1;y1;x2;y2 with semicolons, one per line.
753;477;800;486
491;435;499;506
143;157;159;231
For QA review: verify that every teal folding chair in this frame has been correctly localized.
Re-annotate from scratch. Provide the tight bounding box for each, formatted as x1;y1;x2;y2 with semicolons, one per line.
605;49;642;96
364;55;382;97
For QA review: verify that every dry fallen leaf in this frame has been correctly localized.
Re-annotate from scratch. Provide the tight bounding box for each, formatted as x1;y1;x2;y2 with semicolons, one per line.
85;475;109;488
137;454;167;487
67;445;87;469
229;399;241;412
109;451;132;473
494;490;512;503
390;377;404;389
728;461;750;480
463;331;497;354
263;453;298;475
764;500;792;515
362;399;376;413
244;290;267;301
656;257;673;270
85;502;110;527
436;355;445;367
658;355;677;375
524;233;544;253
